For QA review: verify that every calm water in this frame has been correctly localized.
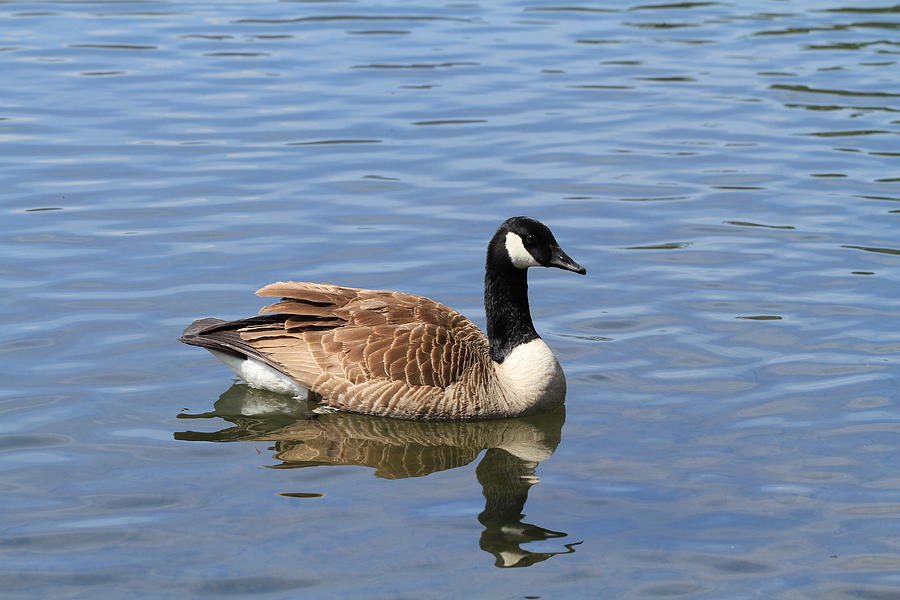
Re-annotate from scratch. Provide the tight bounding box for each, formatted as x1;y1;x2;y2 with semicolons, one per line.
2;0;899;597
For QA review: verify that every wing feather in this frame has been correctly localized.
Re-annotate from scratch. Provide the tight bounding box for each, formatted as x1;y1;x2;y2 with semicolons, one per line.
184;281;490;418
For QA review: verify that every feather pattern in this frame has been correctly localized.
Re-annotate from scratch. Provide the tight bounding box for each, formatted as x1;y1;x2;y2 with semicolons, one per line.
186;281;506;420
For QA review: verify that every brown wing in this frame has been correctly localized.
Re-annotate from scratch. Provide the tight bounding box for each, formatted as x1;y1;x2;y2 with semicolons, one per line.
233;281;489;416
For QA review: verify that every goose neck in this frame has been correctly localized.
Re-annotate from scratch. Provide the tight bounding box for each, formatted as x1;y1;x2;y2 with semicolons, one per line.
484;261;538;363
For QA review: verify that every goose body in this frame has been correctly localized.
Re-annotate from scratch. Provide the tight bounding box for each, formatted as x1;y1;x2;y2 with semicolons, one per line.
181;217;585;420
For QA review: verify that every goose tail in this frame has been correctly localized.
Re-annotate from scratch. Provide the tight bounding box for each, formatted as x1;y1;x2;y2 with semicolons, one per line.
180;317;306;396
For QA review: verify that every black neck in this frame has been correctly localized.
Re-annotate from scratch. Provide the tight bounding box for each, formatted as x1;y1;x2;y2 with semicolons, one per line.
484;245;539;363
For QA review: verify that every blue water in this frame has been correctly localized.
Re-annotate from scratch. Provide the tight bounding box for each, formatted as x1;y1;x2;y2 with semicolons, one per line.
2;0;899;598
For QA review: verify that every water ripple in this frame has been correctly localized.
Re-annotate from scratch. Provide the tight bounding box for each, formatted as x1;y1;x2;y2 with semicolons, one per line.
2;0;900;597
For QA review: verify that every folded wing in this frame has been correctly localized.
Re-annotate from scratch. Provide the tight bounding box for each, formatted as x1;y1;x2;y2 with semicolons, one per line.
183;281;491;419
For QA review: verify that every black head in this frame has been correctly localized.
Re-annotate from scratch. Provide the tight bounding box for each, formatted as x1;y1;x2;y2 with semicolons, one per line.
491;216;586;275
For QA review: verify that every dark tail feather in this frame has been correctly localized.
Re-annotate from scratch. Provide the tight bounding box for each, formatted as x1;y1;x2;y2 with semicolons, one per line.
180;317;244;359
181;316;280;358
181;317;227;340
180;315;296;377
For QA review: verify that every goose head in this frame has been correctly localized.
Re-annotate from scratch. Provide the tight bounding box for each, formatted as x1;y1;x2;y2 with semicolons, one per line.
491;216;586;275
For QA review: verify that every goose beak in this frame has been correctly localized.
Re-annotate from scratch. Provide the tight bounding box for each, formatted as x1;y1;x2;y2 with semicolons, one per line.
547;246;587;275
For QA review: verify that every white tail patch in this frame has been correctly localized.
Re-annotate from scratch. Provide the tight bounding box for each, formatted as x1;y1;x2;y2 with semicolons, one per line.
505;232;540;269
209;350;305;397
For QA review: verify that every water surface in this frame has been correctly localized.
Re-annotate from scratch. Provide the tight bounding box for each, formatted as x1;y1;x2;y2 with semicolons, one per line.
2;0;899;598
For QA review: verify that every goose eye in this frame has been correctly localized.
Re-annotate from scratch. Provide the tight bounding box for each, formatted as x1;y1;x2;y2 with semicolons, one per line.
524;234;535;244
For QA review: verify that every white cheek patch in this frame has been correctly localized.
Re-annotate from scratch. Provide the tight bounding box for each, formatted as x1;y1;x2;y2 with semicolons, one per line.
505;232;540;269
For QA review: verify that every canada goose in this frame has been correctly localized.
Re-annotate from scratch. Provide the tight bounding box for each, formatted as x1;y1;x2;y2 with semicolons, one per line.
180;216;586;420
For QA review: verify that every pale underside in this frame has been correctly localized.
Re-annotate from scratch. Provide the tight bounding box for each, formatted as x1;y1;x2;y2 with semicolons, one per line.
193;281;565;420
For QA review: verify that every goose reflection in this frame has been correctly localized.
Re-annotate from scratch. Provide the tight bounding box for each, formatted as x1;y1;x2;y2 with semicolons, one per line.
175;384;580;568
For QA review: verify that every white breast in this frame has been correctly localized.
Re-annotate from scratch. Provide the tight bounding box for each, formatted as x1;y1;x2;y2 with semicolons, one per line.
493;338;566;414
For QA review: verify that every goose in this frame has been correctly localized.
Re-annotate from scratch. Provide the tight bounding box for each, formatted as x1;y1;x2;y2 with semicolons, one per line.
180;216;586;420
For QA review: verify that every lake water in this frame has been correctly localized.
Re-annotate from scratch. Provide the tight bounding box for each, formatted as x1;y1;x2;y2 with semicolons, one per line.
2;0;899;598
